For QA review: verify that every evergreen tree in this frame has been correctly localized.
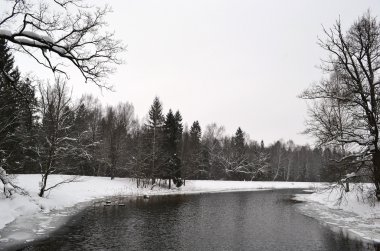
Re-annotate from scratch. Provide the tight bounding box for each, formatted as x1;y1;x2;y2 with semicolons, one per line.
190;121;202;147
0;38;36;173
101;107;117;179
180;126;190;184
174;110;183;141
233;127;245;154
188;121;203;178
163;109;183;188
145;97;165;183
174;110;183;184
147;97;165;129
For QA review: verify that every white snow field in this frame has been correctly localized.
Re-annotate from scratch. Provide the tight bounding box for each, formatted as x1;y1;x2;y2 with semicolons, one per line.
295;184;380;245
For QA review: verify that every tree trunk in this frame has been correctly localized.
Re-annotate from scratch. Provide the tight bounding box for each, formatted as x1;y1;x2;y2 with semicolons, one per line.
286;157;292;181
273;152;282;181
345;181;350;192
372;151;380;200
110;164;115;180
169;179;171;189
39;174;48;197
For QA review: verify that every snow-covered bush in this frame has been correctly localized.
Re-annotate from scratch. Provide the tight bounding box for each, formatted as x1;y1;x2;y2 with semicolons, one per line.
0;166;28;198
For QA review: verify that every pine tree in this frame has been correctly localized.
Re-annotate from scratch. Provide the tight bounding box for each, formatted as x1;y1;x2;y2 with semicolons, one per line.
188;121;203;179
180;126;190;184
0;38;36;173
233;127;245;154
163;109;183;188
190;121;202;147
174;110;183;184
230;127;247;180
174;110;183;143
145;97;165;183
147;97;164;129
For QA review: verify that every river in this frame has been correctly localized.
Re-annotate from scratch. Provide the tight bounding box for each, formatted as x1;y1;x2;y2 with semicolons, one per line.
14;189;377;250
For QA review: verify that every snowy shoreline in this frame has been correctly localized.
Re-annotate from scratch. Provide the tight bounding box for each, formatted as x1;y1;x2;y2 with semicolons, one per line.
0;175;378;248
0;174;320;247
294;184;380;246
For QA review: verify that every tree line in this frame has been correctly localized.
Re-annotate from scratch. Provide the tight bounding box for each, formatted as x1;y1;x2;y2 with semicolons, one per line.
1;38;349;197
1;2;378;202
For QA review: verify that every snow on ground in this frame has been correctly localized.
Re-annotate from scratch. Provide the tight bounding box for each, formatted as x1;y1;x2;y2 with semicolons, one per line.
0;174;320;234
295;184;380;244
2;175;379;247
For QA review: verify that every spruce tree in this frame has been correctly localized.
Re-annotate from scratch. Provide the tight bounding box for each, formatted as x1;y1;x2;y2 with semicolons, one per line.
0;38;36;173
174;111;183;183
145;97;165;183
188;121;203;178
163;109;183;188
231;127;246;180
190;121;201;147
174;110;183;143
233;127;245;153
147;97;164;129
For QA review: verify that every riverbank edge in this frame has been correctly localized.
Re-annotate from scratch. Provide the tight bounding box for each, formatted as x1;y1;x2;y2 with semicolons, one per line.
4;188;327;250
9;188;379;250
292;193;380;247
0;176;322;249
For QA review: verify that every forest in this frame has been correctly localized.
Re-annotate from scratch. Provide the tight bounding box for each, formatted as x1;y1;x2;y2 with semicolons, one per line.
0;1;380;249
0;37;346;197
2;1;378;201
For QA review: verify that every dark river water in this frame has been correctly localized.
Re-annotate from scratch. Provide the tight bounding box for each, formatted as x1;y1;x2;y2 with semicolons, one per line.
16;190;377;251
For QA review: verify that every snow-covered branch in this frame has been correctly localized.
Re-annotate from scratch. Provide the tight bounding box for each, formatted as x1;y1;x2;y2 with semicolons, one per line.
0;0;125;87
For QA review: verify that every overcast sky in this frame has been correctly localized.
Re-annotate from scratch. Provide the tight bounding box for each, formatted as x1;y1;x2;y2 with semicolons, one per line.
13;0;380;146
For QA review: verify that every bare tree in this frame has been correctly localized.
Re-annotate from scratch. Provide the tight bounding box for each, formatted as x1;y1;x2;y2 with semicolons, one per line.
201;124;270;180
36;78;83;197
202;123;225;179
101;102;136;179
300;12;380;199
0;0;124;87
79;94;102;176
271;141;286;181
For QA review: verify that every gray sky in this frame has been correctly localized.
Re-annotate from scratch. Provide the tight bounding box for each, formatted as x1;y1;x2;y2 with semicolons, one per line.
13;0;380;145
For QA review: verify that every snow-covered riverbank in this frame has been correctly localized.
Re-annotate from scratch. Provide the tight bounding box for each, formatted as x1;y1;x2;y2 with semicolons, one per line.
0;175;319;233
1;175;379;248
295;184;380;244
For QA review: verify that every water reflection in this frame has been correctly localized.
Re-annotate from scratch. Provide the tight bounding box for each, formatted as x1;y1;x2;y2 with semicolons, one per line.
17;190;378;251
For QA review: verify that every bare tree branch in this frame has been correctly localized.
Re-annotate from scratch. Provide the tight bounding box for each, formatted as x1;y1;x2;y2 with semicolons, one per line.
0;0;125;87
